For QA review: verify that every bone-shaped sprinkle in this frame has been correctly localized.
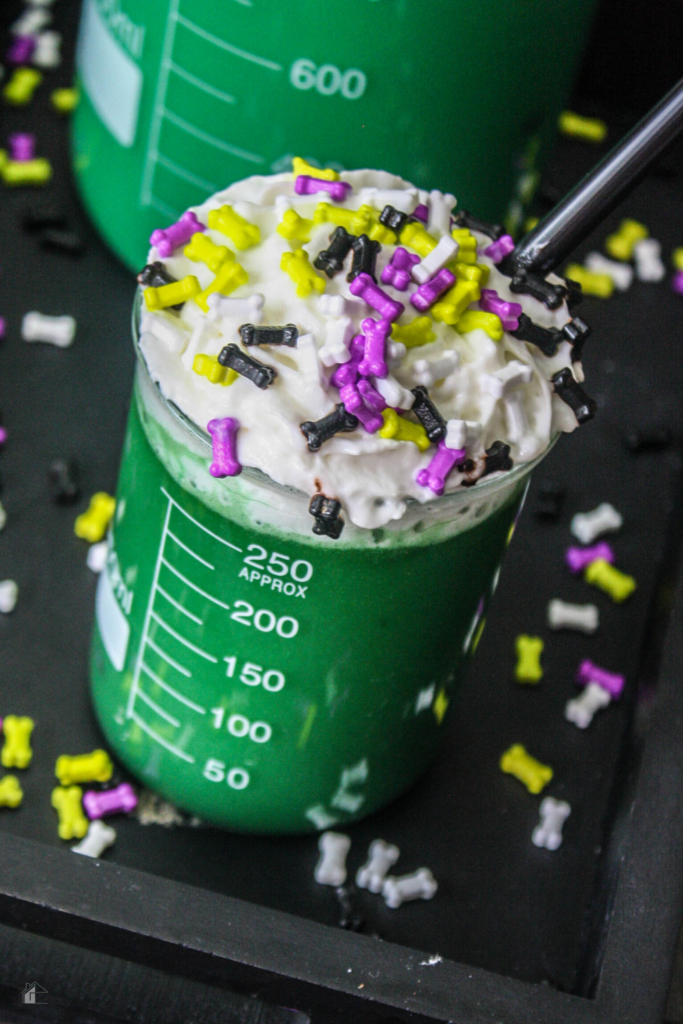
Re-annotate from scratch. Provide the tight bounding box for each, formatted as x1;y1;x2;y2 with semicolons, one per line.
207;417;241;478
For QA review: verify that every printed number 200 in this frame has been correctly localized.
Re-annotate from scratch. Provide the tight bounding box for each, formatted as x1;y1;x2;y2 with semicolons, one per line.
290;59;366;100
231;600;299;639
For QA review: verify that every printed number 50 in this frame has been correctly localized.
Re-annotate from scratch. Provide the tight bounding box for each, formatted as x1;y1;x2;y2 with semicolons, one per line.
290;59;366;100
203;759;250;789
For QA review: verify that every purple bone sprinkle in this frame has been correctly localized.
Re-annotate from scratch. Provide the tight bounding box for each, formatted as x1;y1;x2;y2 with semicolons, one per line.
340;379;386;419
482;234;515;264
672;270;683;296
358;317;391;378
357;378;387;413
413;204;429;223
207;417;241;478
339;382;363;413
565;541;615;574
479;288;523;331
353;404;383;433
331;334;364;388
9;132;36;163
410;267;455;313
82;783;138;820
6;35;36;65
0;427;7;446
294;175;352;202
150;210;205;258
0;317;6;339
415;440;466;496
349;272;405;322
381;247;421;291
337;385;381;433
576;659;625;699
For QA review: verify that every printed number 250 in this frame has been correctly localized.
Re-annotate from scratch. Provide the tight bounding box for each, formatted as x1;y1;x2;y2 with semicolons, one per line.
231;600;299;639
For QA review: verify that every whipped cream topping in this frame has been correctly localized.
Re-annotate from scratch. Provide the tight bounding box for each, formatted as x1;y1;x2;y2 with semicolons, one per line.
139;169;583;530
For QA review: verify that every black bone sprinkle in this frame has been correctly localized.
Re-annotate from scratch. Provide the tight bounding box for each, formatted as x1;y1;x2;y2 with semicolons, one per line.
451;209;504;240
410;386;446;443
483;441;513;476
552;368;597;424
314;227;354;278
562;276;583;309
511;313;591;359
309;493;345;540
335;885;364;931
498;261;568;310
379;205;409;235
49;458;80;503
40;228;86;256
217;344;277;390
22;202;68;232
239;323;298;347
563;316;591;361
622;426;672;452
137;261;183;310
534;479;566;521
137;261;176;289
347;234;381;283
511;314;561;356
300;404;358;452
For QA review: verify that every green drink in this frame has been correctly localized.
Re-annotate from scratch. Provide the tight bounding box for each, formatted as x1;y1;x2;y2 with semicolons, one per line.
72;0;598;270
92;356;534;834
89;167;581;833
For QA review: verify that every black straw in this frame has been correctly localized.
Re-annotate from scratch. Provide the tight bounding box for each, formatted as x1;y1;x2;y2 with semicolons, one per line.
509;77;683;276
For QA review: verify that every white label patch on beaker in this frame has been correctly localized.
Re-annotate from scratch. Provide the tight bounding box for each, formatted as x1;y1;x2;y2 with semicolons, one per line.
96;568;131;671
77;0;143;147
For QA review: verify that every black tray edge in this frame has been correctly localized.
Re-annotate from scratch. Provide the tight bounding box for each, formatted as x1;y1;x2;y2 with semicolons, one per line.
0;826;595;1024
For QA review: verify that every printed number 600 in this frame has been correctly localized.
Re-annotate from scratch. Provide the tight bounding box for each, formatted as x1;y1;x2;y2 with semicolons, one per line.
290;59;366;100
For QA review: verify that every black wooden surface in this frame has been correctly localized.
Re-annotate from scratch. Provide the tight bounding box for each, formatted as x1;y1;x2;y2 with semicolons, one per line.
2;1;683;1022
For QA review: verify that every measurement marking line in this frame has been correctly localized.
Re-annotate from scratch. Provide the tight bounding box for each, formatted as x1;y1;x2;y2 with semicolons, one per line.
174;13;281;71
156;152;220;194
130;710;195;763
161;559;231;610
156;584;204;625
167;61;237;106
167;529;215;569
140;0;180;206
161;488;242;551
136;687;181;727
161;108;265;165
149;194;181;220
141;662;206;714
151;610;218;663
127;497;175;718
146;636;192;678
